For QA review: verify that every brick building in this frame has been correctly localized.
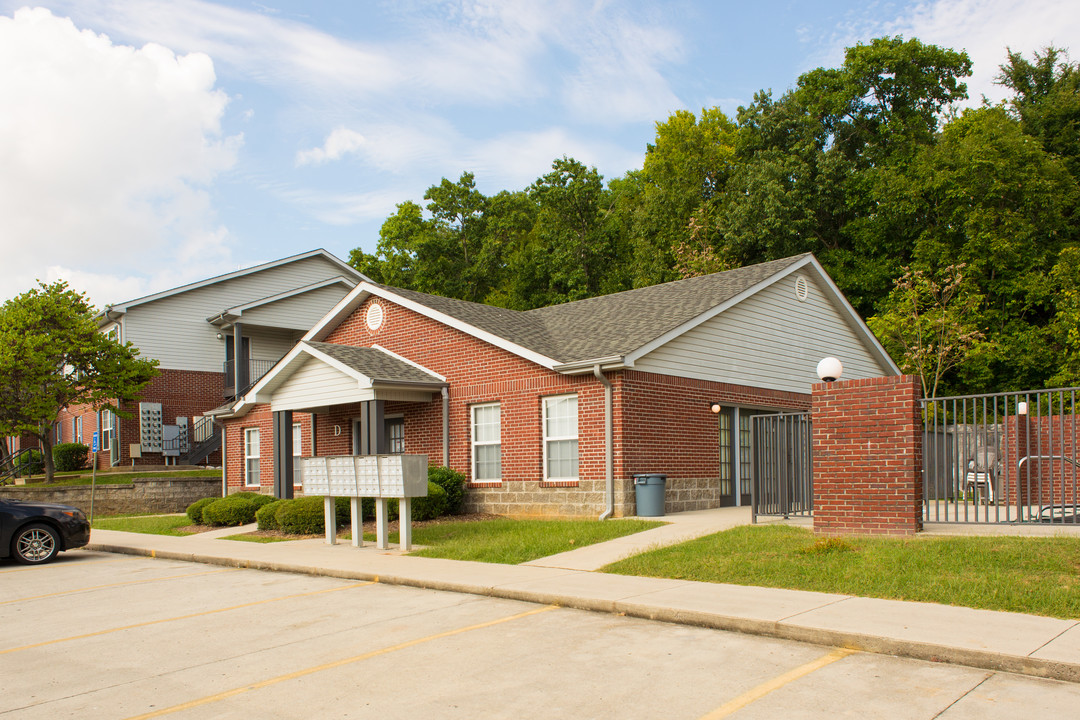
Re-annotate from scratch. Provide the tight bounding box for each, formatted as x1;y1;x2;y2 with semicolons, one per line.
214;253;899;517
45;250;366;472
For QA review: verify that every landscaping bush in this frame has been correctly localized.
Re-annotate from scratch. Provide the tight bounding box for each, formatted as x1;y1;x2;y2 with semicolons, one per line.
411;481;447;521
52;443;89;472
14;449;44;476
186;496;219;525
256;499;286;531
428;466;466;514
274;496;351;535
230;491;278;509
202;494;262;526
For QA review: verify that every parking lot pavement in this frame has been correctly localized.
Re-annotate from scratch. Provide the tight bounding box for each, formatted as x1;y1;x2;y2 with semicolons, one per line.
3;552;1080;720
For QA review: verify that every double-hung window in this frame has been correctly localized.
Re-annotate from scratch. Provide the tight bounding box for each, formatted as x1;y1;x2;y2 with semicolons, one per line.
471;403;501;482
543;395;578;481
244;428;261;486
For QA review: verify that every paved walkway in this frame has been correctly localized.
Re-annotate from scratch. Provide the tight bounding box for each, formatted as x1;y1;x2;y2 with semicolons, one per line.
85;508;1080;685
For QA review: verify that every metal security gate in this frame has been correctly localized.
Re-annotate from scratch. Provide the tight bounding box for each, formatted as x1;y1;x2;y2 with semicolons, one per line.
923;388;1079;524
751;412;813;521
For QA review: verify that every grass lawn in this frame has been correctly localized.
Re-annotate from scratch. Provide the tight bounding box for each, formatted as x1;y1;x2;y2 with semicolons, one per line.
16;468;221;487
367;518;664;564
91;514;196;536
603;524;1080;619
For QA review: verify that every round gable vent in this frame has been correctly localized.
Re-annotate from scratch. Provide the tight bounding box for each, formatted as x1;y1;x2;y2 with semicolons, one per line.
365;303;384;331
794;275;809;302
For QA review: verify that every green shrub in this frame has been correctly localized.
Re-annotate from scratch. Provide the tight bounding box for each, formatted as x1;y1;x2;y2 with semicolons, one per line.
428;466;466;514
15;449;44;476
202;495;261;526
411;481;447;521
186;496;219;525
231;491;277;509
256;499;286;531
271;496;353;535
52;443;89;472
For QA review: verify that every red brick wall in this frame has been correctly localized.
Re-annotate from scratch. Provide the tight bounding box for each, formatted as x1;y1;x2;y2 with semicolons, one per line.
812;375;923;536
224;408;315;492
58;369;224;470
618;371;810;514
1007;413;1080;508
222;295;816;517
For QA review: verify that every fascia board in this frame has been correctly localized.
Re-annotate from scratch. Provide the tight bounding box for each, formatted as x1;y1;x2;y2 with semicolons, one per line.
217;276;357;319
802;255;902;375
622;256;815;366
111;249;361;311
305;284;562;369
299;342;374;389
370;344;448;382
366;286;561;369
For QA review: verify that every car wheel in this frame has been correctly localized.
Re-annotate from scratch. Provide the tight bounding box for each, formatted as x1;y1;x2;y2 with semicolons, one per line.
12;524;60;565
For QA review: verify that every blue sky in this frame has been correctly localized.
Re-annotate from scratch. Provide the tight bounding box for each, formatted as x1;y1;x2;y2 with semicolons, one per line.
2;0;1078;307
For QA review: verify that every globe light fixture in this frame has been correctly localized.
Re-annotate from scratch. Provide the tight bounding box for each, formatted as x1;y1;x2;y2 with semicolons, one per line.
710;403;722;414
816;357;843;383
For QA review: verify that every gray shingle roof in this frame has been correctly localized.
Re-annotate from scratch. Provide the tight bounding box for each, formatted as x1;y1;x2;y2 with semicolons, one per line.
378;254;809;365
306;342;445;385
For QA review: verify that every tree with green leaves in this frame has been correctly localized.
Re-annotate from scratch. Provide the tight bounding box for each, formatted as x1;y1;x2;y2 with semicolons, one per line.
1049;247;1080;387
0;281;158;481
867;264;988;399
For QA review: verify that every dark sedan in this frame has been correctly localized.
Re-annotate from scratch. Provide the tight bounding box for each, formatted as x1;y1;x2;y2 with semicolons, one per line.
0;498;91;564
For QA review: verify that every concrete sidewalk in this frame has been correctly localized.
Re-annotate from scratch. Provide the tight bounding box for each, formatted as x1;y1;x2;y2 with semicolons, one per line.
85;509;1080;685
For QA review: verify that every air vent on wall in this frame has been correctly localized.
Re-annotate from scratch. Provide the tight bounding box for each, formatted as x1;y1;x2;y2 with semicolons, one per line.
794;275;809;302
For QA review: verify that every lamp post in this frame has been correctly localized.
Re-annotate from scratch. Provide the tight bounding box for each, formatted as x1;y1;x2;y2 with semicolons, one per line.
816;357;843;383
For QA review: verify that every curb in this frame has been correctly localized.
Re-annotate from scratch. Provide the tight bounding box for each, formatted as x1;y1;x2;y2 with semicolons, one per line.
87;542;1080;685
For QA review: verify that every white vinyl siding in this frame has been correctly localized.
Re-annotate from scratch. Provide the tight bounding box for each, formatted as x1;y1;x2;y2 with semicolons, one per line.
244;428;261;486
120;256;353;372
271;357;373;411
633;273;887;393
471;403;501;482
543;395;578;481
239;285;350;332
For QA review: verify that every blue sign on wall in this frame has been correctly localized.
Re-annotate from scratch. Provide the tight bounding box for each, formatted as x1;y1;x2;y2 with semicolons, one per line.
92;431;99;453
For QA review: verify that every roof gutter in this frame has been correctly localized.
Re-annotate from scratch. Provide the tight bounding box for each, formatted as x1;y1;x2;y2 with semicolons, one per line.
554;356;627;375
594;364;614;521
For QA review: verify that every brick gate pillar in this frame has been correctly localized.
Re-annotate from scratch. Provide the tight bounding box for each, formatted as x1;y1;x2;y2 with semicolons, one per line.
812;375;923;536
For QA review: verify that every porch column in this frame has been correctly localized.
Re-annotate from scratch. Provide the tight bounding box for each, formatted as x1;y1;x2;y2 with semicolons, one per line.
358;400;386;454
233;322;248;393
273;409;294;499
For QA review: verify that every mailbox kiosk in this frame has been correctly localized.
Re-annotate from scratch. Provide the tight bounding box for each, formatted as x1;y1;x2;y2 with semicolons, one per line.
301;454;428;550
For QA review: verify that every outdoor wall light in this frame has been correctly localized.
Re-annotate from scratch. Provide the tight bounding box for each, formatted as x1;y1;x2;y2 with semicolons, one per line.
709;403;723;414
816;357;843;383
1017;401;1028;415
216;333;223;340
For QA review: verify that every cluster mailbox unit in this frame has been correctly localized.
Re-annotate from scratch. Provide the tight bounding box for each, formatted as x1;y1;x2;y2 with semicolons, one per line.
301;454;429;550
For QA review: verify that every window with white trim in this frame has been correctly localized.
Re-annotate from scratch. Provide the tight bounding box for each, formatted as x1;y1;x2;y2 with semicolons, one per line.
75;416;82;444
471;403;501;482
244;428;261;486
543;394;578;481
55;422;62;444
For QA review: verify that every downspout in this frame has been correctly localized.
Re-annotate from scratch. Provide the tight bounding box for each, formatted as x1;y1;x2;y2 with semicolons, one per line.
441;387;450;467
594;365;614;521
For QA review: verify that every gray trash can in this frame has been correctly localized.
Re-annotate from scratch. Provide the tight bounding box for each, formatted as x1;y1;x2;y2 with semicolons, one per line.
634;473;667;517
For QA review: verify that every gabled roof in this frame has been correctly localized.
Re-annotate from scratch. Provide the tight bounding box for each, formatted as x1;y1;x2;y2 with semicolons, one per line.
303;253;896;373
205;276;358;326
100;249;367;322
305;342;446;386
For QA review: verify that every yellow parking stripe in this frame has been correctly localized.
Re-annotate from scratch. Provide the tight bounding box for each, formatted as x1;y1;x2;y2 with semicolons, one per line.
124;604;558;720
698;648;855;719
0;568;237;605
0;556;133;574
0;581;374;656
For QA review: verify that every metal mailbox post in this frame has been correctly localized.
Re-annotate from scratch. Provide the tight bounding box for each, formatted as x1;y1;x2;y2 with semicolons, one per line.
300;454;428;550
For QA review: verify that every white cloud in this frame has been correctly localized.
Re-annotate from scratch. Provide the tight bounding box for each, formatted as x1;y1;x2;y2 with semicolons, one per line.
887;0;1080;104
820;0;1080;106
296;127;367;166
0;7;241;307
